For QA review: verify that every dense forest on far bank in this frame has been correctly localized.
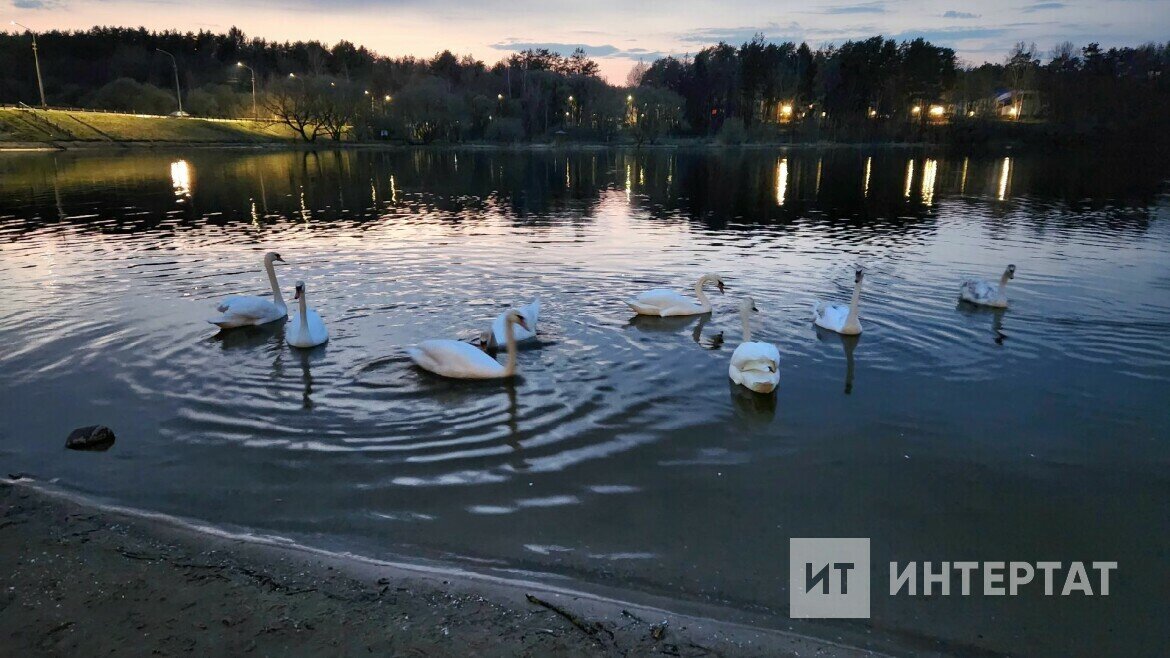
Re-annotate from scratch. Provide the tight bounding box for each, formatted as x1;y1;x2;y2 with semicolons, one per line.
1;26;1167;145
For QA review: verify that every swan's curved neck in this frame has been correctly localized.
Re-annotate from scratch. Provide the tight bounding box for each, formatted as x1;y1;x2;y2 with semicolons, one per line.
503;319;518;376
695;276;712;310
265;260;285;309
845;277;863;326
998;271;1012;294
740;307;752;343
297;291;309;325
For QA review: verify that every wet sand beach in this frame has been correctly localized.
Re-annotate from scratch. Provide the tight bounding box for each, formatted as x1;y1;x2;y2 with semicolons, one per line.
0;480;898;657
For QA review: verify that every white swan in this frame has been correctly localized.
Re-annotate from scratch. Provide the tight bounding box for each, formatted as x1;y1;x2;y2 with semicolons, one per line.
960;264;1016;308
481;298;540;350
208;251;287;328
286;280;329;348
813;269;864;335
728;297;780;394
409;311;528;379
627;274;725;316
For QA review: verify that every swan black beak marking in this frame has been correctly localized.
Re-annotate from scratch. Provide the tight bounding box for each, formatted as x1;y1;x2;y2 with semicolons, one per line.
293;287;302;301
752;305;759;312
717;281;726;294
517;317;530;331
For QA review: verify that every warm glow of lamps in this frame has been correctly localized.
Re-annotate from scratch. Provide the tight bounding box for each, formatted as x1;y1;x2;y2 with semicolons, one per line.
868;108;877;118
1008;106;1019;117
968;110;976;117
780;104;793;116
929;105;945;117
911;105;922;115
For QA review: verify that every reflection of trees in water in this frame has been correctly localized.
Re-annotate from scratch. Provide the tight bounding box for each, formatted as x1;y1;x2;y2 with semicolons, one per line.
0;149;1165;238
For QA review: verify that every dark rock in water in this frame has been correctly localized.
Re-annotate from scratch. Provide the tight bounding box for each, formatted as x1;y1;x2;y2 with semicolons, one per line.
65;425;116;451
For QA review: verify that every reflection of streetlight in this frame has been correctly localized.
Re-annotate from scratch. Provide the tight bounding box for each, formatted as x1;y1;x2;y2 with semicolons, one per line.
11;22;46;108
170;160;192;198
156;48;183;115
236;61;257;119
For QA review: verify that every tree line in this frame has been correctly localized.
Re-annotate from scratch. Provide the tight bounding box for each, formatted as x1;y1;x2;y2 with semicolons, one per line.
1;26;1166;144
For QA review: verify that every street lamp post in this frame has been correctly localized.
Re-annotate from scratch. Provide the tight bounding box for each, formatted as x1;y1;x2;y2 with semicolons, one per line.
237;61;257;119
11;22;47;108
156;48;183;115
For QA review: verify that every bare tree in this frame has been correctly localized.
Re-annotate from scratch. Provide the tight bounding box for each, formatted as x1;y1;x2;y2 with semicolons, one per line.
264;77;324;142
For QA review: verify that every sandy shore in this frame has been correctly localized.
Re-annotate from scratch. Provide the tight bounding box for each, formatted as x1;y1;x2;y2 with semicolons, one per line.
0;479;904;657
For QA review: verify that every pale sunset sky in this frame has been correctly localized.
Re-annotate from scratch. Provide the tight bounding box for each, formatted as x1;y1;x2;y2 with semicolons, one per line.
5;0;1168;81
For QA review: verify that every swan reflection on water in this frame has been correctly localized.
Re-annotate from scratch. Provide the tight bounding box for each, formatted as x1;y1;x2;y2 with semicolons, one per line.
295;346;329;410
814;326;860;394
728;379;776;422
956;301;1009;345
627;312;724;350
210;318;286;351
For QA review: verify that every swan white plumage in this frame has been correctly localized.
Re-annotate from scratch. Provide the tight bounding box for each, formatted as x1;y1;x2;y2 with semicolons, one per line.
409;311;528;379
813;269;864;335
208;251;287;328
960;264;1016;308
286;280;329;348
481;298;540;350
627;274;725;316
728;297;780;394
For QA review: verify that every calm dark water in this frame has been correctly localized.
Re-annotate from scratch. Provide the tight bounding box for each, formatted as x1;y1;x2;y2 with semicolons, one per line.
1;147;1168;655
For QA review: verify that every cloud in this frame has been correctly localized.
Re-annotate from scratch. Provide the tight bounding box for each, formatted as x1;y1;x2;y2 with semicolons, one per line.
488;40;663;59
820;2;887;14
891;26;1013;42
943;11;981;19
678;22;803;45
12;0;59;8
1022;2;1066;11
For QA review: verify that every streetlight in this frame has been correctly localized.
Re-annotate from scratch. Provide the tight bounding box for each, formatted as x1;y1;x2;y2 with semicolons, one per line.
11;22;46;108
236;61;257;119
156;48;183;115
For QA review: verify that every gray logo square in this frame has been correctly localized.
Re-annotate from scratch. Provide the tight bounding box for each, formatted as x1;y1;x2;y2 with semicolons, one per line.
790;538;871;618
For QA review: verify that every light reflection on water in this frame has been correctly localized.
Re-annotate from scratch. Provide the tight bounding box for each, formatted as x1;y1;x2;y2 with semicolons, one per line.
1;147;1168;655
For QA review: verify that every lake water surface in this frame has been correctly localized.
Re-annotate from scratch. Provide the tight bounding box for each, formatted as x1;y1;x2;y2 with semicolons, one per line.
1;147;1168;655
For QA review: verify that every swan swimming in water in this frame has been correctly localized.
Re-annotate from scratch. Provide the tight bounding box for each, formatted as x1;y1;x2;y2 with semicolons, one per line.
208;251;287;329
481;298;540;351
409;310;529;380
286;281;329;348
627;274;725;316
813;269;864;335
728;297;780;394
960;264;1016;308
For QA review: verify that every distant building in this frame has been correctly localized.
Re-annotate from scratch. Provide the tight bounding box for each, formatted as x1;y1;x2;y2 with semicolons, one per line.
995;90;1041;120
